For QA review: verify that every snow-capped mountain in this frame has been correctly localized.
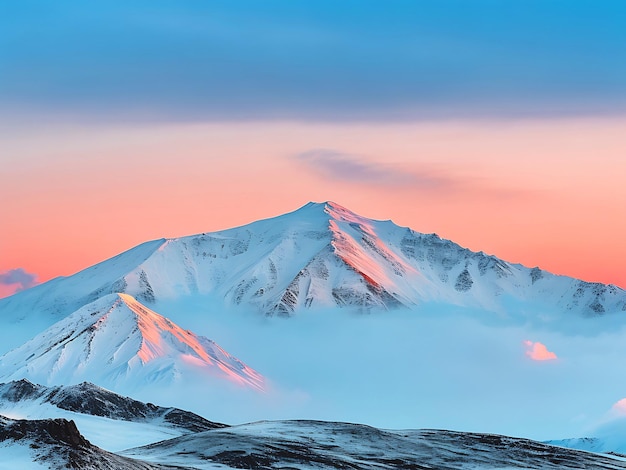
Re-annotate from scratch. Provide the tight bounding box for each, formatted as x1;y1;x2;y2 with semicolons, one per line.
2;202;624;343
0;379;224;452
0;294;264;391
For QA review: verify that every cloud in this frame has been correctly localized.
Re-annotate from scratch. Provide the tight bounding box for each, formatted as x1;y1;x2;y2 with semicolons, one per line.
294;148;531;201
296;149;451;190
523;340;557;361
0;268;38;293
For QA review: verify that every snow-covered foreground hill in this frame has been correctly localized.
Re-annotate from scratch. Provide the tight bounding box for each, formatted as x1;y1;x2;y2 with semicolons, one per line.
122;420;626;470
2;380;626;469
5;418;626;470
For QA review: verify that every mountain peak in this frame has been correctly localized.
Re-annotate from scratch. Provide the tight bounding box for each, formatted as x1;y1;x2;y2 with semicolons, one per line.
0;294;264;390
297;200;373;223
323;201;370;223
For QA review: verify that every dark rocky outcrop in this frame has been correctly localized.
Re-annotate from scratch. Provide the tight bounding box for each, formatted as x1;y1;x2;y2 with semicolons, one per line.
0;379;226;433
0;415;172;469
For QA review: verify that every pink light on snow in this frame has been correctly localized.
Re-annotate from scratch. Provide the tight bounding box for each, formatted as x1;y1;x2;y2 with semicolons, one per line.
523;340;557;361
326;202;417;290
117;294;265;390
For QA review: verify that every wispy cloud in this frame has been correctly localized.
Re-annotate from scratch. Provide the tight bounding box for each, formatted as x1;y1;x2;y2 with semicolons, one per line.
296;149;451;190
0;268;38;293
295;148;533;202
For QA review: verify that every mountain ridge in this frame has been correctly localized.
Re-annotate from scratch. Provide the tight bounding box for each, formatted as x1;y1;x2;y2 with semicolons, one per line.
0;378;226;433
1;201;625;353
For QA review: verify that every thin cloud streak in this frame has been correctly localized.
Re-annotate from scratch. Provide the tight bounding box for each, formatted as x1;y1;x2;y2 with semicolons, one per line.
296;149;448;189
295;148;530;201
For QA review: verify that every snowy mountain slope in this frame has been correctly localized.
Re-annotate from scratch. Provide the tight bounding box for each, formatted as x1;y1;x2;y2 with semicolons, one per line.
0;379;224;432
0;239;163;323
0;416;174;469
0;294;264;391
121;419;626;469
1;201;625;351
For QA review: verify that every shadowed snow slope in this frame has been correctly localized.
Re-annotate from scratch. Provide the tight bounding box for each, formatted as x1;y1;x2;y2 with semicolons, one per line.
0;294;264;391
4;412;626;469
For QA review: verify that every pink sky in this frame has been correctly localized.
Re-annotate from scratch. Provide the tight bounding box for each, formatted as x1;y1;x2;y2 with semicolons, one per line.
1;117;625;296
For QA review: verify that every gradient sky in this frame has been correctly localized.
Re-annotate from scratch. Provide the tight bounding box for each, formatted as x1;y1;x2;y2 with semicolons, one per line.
1;1;626;296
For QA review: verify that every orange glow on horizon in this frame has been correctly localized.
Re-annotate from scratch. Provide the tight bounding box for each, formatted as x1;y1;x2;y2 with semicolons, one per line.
2;117;625;297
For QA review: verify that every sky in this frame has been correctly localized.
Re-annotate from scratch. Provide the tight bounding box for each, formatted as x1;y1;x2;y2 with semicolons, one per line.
1;0;626;296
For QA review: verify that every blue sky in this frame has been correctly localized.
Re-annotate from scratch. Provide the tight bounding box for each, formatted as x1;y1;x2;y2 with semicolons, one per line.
2;0;625;121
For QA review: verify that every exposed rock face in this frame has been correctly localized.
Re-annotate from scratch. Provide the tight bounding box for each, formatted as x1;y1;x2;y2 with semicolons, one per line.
0;378;46;402
455;268;474;292
0;416;90;448
0;415;171;469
